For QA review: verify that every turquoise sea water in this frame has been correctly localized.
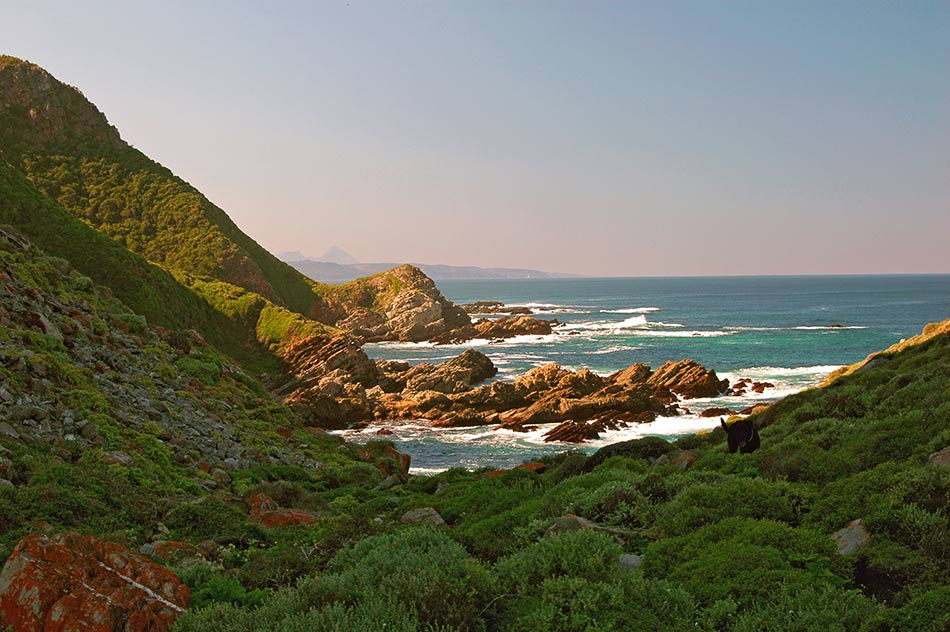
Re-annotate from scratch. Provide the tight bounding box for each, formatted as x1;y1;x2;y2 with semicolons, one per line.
343;275;950;472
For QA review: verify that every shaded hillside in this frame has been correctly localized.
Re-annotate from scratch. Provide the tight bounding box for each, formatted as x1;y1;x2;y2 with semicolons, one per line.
0;158;331;372
0;55;319;315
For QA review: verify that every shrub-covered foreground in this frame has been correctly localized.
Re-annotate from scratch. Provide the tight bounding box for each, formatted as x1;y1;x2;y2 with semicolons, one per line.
164;331;950;631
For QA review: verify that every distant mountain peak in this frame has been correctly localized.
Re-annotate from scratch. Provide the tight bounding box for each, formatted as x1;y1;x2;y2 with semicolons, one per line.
318;246;358;265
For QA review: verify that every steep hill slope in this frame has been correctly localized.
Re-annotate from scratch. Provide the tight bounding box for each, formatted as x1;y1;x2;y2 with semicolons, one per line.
0;56;473;347
0;55;319;314
0;158;339;375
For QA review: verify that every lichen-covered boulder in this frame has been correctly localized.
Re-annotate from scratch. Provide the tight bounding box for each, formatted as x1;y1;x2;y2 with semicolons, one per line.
0;532;189;632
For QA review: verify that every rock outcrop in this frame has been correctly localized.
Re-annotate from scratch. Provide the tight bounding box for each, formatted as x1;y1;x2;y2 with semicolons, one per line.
310;264;472;343
0;56;122;148
473;316;557;339
646;359;729;398
459;301;532;315
277;335;727;442
0;532;189;632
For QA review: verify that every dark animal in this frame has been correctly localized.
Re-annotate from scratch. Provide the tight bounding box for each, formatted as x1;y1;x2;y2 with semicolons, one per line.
721;418;760;454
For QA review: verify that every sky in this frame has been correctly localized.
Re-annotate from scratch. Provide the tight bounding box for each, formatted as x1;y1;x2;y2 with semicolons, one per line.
1;1;948;276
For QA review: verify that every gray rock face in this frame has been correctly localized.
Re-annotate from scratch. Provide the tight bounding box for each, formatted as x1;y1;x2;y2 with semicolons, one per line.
832;519;871;555
929;446;950;468
400;507;446;526
618;554;643;572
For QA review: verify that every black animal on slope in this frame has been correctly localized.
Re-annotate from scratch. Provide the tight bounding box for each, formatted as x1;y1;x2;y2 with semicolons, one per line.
721;418;760;454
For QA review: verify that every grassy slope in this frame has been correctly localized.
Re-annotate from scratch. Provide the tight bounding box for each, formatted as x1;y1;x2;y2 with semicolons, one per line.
0;159;334;373
171;323;949;631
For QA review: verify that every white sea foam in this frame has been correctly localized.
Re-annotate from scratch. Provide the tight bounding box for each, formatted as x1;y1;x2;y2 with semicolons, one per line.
559;315;649;331
626;329;733;338
793;325;868;330
725;325;867;331
589;345;642;355
507;302;594;315
601;307;661;314
722;364;845;377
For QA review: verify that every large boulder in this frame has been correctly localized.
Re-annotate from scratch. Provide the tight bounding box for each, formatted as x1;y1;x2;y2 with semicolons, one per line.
401;349;497;394
0;532;189;632
647;359;729;398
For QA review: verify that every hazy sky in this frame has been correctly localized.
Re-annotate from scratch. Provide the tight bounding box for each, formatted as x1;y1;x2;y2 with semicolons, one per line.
2;1;948;276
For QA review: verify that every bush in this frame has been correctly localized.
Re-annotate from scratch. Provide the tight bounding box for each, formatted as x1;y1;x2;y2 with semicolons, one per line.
294;527;491;631
655;477;810;536
165;499;257;542
180;565;268;610
491;530;695;631
642;517;848;608
862;585;950;632
730;584;878;632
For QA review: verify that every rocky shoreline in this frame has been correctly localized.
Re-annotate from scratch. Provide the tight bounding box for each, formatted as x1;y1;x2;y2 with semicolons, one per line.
276;325;739;443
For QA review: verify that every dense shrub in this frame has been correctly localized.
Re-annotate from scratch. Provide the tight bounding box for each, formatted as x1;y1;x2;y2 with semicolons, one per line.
730;584;878;632
175;527;491;631
643;517;848;607
491;530;694;631
655;477;811;536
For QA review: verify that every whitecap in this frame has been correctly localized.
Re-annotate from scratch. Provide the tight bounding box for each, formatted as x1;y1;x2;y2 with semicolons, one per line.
601;307;661;314
741;364;844;376
793;325;868;330
559;315;649;331
588;345;642;355
626;329;733;338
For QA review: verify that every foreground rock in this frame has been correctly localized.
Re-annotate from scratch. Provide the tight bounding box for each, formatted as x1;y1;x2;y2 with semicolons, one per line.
0;532;189;632
401;507;445;526
832;519;871;555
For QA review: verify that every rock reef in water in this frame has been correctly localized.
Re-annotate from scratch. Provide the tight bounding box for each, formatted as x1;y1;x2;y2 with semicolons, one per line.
278;333;729;441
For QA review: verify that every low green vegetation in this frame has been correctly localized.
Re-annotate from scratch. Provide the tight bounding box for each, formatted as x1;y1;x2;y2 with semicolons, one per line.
165;330;950;630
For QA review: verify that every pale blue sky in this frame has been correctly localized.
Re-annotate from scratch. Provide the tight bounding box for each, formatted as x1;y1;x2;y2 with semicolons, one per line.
2;1;948;275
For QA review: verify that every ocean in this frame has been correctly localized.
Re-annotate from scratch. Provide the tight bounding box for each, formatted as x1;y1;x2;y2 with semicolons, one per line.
340;275;950;473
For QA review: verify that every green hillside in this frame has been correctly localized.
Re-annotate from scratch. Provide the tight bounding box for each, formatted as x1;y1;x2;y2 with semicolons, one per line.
0;55;319;316
170;322;949;631
0;158;333;372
